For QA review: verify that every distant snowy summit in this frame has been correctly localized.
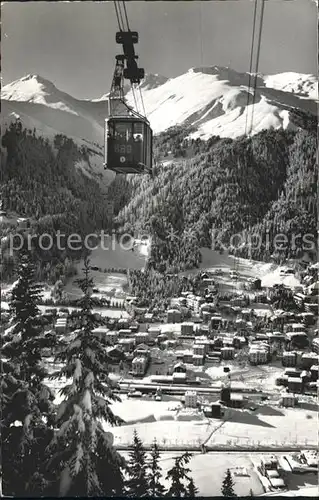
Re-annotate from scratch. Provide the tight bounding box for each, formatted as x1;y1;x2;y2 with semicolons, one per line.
139;73;170;91
188;66;317;100
1;73;112;185
2;74;57;101
1;66;317;145
92;73;169;102
1;74;79;114
124;65;317;139
264;72;318;100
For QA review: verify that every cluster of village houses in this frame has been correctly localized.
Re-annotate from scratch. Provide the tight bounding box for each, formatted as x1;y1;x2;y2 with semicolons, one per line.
2;259;317;412
41;262;318;409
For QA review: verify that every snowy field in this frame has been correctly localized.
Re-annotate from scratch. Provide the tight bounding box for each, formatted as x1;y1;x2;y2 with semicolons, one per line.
110;397;183;423
99;395;318;450
182;248;302;292
182;248;274;278
64;272;128;300
105;418;214;449
63;238;146;299
83;238;146;272
194;248;300;287
205;407;318;449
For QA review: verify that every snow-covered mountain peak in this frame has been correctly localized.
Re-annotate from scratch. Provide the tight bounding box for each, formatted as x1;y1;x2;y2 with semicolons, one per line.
1;67;317;152
190;65;235;75
1;74;87;118
189;65;263;88
92;73;168;101
188;66;318;101
124;66;317;138
139;73;169;90
264;72;318;100
2;74;59;102
20;73;51;84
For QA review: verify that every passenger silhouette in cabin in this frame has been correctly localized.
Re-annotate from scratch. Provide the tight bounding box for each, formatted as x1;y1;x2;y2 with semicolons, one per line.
134;133;143;142
133;131;143;164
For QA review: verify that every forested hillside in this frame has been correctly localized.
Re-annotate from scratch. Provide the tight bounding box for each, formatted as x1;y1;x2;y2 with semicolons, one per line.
0;121;114;282
1;118;317;281
116;126;317;272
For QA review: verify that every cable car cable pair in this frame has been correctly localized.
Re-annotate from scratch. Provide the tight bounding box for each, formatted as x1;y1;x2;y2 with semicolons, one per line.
244;0;265;137
234;0;265;291
105;0;265;179
104;1;153;176
249;0;265;135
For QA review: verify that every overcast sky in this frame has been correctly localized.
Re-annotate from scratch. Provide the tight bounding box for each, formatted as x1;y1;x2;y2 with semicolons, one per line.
2;0;317;99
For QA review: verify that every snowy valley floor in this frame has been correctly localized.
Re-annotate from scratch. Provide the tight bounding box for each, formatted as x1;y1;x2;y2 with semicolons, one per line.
102;396;318;450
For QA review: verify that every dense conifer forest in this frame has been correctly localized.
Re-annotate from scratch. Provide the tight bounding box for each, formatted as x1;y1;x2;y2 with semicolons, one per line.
116;125;317;272
1;122;117;282
1;118;317;282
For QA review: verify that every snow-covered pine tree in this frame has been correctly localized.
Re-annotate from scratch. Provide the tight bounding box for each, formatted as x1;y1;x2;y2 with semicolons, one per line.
125;429;149;497
221;469;237;497
148;439;165;497
46;258;125;496
5;252;47;381
166;452;195;497
1;252;55;496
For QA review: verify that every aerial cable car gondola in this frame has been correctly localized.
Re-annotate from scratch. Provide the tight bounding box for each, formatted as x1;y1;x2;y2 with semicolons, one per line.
104;1;153;175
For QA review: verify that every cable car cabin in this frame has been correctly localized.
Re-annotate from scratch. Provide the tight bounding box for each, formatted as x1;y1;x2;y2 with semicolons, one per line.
105;116;152;174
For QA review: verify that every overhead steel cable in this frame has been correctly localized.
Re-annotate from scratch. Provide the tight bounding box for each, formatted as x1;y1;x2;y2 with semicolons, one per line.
234;0;264;291
117;1;125;32
138;85;147;118
131;84;139;113
122;1;130;31
135;84;142;114
113;1;123;31
245;0;258;136
249;0;265;136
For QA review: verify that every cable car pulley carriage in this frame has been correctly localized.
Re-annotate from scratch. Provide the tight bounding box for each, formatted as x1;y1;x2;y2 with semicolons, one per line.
104;2;153;175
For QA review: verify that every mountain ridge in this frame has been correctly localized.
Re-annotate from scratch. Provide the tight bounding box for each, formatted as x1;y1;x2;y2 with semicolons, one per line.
1;67;317;179
3;67;317;102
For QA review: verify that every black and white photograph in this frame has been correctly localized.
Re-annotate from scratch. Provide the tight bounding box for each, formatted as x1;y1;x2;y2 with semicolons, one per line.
1;0;318;497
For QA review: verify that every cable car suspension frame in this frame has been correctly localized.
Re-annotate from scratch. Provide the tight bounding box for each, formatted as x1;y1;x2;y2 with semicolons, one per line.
104;1;153;175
